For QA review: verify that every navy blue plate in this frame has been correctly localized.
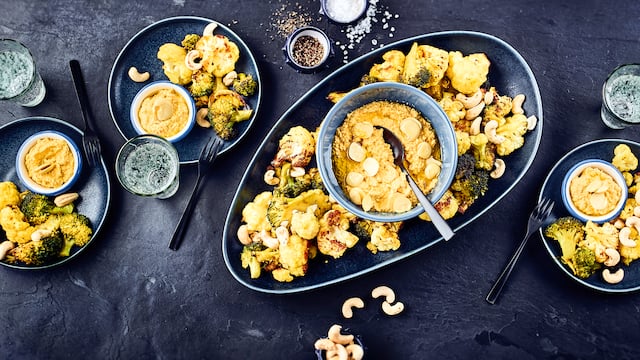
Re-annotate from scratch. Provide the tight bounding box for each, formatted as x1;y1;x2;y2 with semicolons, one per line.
538;139;640;293
222;31;543;293
108;16;262;164
0;117;111;270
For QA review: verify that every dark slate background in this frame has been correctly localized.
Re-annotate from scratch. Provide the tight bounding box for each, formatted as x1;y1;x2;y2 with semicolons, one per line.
1;1;639;359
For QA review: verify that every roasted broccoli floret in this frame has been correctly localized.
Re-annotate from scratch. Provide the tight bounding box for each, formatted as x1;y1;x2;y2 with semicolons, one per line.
232;73;257;97
266;189;331;228
572;247;601;279
208;89;253;140
274;163;324;198
6;228;63;266
455;153;476;180
189;71;215;98
57;213;93;257
181;34;201;51
19;192;73;225
359;74;379;86
449;168;489;214
544;216;585;263
351;219;374;241
403;67;431;88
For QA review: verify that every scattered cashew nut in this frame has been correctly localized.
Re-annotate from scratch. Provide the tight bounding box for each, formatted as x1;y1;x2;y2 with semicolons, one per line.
237;224;252;245
602;268;624;284
328;324;354;345
54;192;79;207
31;229;52;242
604;248;621;267
381;301;405;316
371;285;396;303
464;102;485;121
526;115;538;130
196;108;210;128
618;226;637;247
456;90;483;109
484;120;505;144
484;91;494;105
314;338;336;352
346;344;364;360
614;218;625;229
490;159;506;179
223;71;238;87
511;94;526;114
185;50;203;71
0;240;14;261
290;166;306;178
635;191;640;204
341;297;365;319
469;117;482;135
264;169;279;186
128;66;150;82
634;206;640;218
203;22;218;37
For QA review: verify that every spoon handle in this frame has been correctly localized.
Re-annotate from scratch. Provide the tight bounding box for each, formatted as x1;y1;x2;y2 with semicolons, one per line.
405;171;455;240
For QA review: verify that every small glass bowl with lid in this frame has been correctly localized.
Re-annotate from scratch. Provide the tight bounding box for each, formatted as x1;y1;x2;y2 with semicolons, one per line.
321;0;368;24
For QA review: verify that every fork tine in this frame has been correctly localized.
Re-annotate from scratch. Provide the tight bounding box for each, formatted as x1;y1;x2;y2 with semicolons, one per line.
203;136;223;163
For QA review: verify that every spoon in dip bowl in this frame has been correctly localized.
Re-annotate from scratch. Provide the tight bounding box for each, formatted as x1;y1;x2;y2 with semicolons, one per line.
378;126;455;240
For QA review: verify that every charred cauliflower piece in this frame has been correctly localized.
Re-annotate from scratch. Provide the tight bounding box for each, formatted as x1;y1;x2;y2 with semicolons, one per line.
157;43;193;85
196;34;240;78
446;51;490;95
0;206;35;244
0;181;21;208
271;126;316;168
369;50;405;82
495;113;529;156
402;42;448;88
317;209;359;259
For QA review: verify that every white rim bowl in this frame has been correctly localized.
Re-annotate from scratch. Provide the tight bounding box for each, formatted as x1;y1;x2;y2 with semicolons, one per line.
16;130;83;196
130;80;196;143
561;159;628;223
316;82;458;222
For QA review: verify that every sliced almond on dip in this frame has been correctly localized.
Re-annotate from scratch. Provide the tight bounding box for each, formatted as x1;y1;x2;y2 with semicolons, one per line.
348;142;366;162
362;157;380;177
349;187;365;205
346;171;364;187
400;117;422;141
392;194;412;213
590;193;608;211
417;142;432;159
353;121;374;138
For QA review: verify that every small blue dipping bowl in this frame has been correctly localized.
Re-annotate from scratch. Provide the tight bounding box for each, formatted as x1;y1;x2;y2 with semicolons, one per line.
316;82;458;222
561;159;628;223
16;130;83;196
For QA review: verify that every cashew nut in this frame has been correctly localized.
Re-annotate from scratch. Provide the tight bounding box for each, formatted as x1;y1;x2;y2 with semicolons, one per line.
31;229;51;242
328;324;354;345
456;90;483;109
328;344;348;360
196;108;210;128
128;66;150;82
54;192;79;207
185;50;203;71
618;226;637;248
484;91;494;105
490;158;506;179
264;169;279;186
511;94;525;114
257;230;278;249
464;102;485;120
636;190;640;204
602;268;624;284
614;218;626;229
0;240;15;261
469;117;482;135
526;115;538;130
346;344;364;360
381;301;405;316
341;297;364;319
314;338;336;352
237;224;252;245
634;206;640;218
290;167;306;178
604;248;621;267
371;285;396;303
223;71;238;87
203;22;218;37
484;120;505;144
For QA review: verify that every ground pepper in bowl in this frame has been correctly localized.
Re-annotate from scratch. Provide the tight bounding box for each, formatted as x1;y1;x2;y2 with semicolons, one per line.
292;35;324;67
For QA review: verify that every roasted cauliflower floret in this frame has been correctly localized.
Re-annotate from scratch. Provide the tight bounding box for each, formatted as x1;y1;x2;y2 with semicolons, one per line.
366;222;401;253
157;43;193;85
369;50;405;82
317;209;359;259
612;144;638;172
290;207;320;240
195;34;240;77
0;206;35;244
470;133;496;171
0;181;21;209
278;233;309;278
419;190;459;221
438;92;466;123
446;51;490;95
455;130;471;156
495;113;529;156
271;126;316;168
241;191;273;232
402;43;448;88
582;221;619;262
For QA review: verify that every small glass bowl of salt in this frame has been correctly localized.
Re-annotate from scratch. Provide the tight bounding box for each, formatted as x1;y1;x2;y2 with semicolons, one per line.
321;0;368;24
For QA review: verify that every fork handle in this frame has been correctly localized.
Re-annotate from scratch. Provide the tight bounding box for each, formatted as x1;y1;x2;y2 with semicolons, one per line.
168;172;205;250
485;230;533;304
69;60;95;132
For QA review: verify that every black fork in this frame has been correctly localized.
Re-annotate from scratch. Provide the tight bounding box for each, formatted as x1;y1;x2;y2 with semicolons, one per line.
69;60;102;167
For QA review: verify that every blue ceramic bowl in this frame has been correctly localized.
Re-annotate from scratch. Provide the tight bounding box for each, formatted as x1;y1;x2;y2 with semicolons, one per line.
316;82;458;222
561;159;627;223
130;80;196;143
16;130;83;196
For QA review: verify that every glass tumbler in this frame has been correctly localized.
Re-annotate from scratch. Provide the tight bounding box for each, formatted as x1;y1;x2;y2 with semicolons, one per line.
601;64;640;129
0;39;46;107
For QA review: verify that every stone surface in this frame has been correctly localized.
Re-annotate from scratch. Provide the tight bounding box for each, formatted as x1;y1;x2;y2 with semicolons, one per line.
1;0;640;359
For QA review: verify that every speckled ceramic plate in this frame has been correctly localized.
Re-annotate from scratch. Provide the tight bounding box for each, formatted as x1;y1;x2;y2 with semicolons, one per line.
538;139;640;293
108;16;262;164
0;117;111;270
222;31;543;294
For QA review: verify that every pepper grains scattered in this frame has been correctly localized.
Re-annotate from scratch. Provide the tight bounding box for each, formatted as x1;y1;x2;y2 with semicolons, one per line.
291;35;325;67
